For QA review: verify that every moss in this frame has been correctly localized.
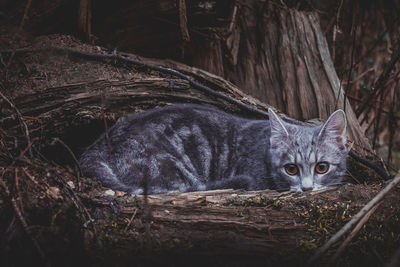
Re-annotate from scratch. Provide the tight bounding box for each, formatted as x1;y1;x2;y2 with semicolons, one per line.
294;195;400;266
225;194;284;209
299;200;354;243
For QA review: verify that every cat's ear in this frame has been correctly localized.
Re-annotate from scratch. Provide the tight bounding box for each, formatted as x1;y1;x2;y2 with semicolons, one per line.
268;109;289;143
318;109;347;145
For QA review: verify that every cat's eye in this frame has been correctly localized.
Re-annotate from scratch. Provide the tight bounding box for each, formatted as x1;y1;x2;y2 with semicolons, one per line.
284;164;299;175
315;162;329;174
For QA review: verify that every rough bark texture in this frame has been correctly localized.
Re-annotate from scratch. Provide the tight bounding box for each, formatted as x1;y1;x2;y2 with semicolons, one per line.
77;0;92;41
188;3;370;150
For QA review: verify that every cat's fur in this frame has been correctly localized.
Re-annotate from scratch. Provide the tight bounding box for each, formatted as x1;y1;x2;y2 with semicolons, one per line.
79;104;347;194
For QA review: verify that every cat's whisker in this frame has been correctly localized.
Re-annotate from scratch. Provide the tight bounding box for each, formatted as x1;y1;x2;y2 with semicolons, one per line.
318;182;343;188
344;170;361;184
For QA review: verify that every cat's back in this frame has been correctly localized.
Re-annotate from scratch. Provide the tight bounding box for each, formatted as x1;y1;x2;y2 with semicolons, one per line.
126;103;241;125
109;103;250;137
83;104;260;156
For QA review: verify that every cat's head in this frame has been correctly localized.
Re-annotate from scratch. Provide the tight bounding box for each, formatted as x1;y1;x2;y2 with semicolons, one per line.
267;109;347;192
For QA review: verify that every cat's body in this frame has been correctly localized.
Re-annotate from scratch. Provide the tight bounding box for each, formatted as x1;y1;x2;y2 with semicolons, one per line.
79;104;347;194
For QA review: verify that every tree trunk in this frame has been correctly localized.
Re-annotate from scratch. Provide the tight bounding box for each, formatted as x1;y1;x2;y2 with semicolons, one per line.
186;2;369;150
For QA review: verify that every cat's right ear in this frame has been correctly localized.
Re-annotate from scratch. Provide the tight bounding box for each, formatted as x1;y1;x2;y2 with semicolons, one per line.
268;109;289;143
318;109;347;146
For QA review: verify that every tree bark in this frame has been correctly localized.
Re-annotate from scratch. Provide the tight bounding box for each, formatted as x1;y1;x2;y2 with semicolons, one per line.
187;2;369;150
77;0;92;42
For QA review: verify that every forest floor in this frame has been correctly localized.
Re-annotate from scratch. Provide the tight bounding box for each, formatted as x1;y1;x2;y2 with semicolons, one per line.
1;33;400;267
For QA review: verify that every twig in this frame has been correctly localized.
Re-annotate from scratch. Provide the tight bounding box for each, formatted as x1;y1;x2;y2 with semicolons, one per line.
124;208;138;232
53;172;100;246
0;168;50;266
345;170;360;184
339;15;400;80
356;46;400;117
4;0;32;70
387;85;397;164
343;6;358;113
53;173;94;229
101;108;111;155
21;167;39;185
143;149;152;250
331;0;344;61
178;0;190;42
346;94;400;120
0;89;33;157
178;0;190;59
15;168;24;213
308;170;400;265
52;137;83;190
348;150;392;181
152;16;210;39
17;137;38;160
228;2;239;33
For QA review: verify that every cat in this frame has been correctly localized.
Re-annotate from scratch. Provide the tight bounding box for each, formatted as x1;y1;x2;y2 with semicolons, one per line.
79;104;347;194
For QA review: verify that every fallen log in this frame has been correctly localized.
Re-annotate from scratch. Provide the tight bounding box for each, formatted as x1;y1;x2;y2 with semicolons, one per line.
0;38;399;267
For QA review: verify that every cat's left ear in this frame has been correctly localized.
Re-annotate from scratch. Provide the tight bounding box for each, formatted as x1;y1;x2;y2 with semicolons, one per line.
318;110;347;145
268;108;289;144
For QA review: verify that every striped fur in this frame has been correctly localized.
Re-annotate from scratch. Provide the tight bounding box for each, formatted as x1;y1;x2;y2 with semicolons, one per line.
79;104;347;194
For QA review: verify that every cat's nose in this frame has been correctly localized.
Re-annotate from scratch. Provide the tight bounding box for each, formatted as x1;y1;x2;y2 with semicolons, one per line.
301;177;313;192
301;186;313;192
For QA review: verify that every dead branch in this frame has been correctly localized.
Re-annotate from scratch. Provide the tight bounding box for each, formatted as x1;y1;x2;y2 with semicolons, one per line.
348;150;392;181
0;168;50;266
178;0;190;42
0;89;33;157
124;208;138;232
51;137;83;188
356;46;400;117
17;137;38;160
4;0;32;70
0;47;268;117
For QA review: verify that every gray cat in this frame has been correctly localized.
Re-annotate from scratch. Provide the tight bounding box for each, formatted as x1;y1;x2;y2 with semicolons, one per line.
79;104;347;194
